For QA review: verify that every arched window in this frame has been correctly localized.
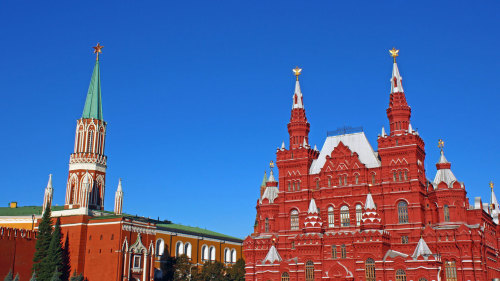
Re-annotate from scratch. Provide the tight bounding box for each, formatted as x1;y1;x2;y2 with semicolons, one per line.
398;201;409;223
316;179;320;189
290;209;299;230
393;171;397;182
444;205;450;222
265;218;269;232
305;261;314;281
371;174;376;185
355;174;359;184
328;177;331;187
340;244;346;258
201;245;208;261
328;206;335;228
365;258;375;281
331;245;337;258
340;206;350;227
297;181;300;190
288;182;291;191
156;239;165;257
404;170;408;181
231;249;236;263
184;243;192;258
281;272;290;281
87;130;94;153
175;241;183;257
339;176;342;186
209;246;216;261
399;171;402;181
445;261;457;281
356;204;363;226
224;248;230;263
396;269;406;281
343;175;347;185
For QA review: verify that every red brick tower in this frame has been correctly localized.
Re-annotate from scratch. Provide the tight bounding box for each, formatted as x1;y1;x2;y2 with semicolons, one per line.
64;43;107;211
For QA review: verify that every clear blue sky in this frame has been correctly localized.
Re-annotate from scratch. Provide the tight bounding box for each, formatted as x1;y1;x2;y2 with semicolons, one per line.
1;1;499;239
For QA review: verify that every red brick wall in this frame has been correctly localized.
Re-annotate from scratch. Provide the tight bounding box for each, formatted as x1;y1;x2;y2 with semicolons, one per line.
0;227;36;281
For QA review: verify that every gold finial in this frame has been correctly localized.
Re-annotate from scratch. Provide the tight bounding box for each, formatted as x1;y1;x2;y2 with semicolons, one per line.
92;43;104;61
438;139;444;151
269;160;275;169
389;48;399;63
491;181;494;191
293;66;302;81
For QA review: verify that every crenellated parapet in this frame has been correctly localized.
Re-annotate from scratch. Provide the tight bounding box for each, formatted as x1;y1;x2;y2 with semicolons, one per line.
0;226;37;240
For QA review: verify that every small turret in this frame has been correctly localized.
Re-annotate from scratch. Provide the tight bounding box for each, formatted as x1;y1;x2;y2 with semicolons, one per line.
114;179;123;215
361;193;382;230
490;182;499;224
42;174;54;214
432;140;463;189
304;198;322;232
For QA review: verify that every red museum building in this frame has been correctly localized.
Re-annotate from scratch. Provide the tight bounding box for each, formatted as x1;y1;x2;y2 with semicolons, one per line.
243;50;500;281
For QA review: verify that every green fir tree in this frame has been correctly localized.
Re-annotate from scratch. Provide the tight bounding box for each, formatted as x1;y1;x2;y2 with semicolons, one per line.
3;271;13;281
50;267;61;281
61;235;71;281
69;271;84;281
12;274;19;281
225;259;245;281
47;218;63;278
30;272;38;281
33;206;53;280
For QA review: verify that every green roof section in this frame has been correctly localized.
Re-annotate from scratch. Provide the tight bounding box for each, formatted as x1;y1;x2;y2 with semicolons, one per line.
0;205;65;216
82;59;103;120
261;171;267;187
157;223;242;242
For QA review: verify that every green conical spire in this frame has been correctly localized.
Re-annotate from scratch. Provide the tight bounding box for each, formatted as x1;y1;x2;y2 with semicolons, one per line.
261;171;267;187
82;59;103;120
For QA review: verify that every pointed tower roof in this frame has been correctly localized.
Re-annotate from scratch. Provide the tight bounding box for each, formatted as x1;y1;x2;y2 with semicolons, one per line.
433;141;461;189
490;182;499;224
307;198;319;214
263;245;282;264
364;193;376;210
261;172;268;187
117;178;123;192
391;60;404;94
292;67;303;109
381;126;386;137
412;237;433;260
46;174;53;189
281;141;285;150
82;44;104;120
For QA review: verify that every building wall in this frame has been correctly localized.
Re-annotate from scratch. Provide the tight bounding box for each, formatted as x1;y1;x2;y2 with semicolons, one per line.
0;227;36;281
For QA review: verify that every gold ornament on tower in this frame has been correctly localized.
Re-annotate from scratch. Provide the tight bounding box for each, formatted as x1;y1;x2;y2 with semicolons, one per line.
293;66;302;81
389;48;399;63
438;139;444;151
93;43;104;60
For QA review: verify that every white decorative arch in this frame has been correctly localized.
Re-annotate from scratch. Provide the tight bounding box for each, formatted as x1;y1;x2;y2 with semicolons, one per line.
175;241;184;257
209;246;216;261
156;239;165;256
231;249;237;263
184;242;192;258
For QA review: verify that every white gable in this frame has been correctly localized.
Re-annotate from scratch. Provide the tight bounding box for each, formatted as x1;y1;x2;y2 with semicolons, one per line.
309;132;380;174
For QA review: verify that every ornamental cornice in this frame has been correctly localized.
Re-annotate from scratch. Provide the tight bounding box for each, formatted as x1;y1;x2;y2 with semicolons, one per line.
70;153;107;166
122;224;156;235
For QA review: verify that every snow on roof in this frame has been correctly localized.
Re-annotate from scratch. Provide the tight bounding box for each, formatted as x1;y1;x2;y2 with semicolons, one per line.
308;198;318;214
412;237;433;260
263;245;282;264
260;186;279;204
383;249;408;261
309;132;380;174
364;193;376;210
